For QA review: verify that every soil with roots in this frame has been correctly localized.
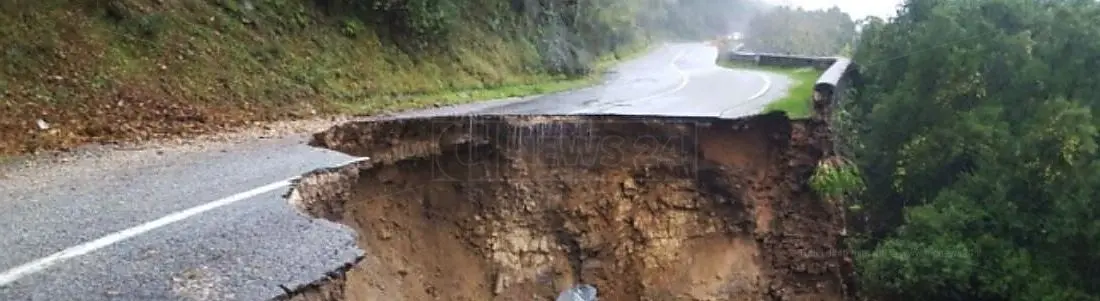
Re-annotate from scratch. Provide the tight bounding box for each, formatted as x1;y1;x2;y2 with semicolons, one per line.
277;113;852;301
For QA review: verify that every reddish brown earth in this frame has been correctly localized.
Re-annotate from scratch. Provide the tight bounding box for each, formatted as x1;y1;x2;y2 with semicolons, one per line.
279;113;851;301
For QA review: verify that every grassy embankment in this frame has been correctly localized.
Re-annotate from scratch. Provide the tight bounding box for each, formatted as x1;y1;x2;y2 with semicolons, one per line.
0;0;650;155
718;60;822;118
336;44;651;113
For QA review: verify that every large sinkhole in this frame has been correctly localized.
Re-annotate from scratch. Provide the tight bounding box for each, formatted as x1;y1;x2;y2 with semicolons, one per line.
280;114;851;301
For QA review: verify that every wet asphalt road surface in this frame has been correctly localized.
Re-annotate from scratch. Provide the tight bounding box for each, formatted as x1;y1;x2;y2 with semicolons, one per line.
0;42;791;301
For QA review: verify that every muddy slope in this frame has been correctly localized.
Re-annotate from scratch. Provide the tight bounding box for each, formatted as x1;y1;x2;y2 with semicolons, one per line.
278;113;849;301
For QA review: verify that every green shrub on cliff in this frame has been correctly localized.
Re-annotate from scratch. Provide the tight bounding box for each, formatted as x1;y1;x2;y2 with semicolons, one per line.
810;157;864;200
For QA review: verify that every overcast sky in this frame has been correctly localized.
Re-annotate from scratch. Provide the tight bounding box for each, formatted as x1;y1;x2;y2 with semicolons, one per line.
761;0;905;20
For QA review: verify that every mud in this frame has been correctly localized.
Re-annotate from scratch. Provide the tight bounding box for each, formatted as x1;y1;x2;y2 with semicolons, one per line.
279;113;850;301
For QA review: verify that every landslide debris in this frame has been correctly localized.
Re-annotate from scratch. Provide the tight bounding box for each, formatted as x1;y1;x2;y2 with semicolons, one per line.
280;113;851;301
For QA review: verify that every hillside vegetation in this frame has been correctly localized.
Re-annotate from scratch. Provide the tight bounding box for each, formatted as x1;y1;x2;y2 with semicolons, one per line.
742;5;857;55
0;0;754;155
841;0;1100;300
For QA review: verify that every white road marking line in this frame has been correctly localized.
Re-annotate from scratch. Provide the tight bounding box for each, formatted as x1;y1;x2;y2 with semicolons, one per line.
718;71;777;118
632;49;690;102
0;157;369;287
570;45;691;114
747;71;773;100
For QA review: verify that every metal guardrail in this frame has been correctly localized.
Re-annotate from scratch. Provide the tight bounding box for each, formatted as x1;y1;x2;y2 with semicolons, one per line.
722;50;858;114
724;50;836;69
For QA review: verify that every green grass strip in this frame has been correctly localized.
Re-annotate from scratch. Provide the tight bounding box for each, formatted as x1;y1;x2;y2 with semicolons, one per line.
718;60;823;119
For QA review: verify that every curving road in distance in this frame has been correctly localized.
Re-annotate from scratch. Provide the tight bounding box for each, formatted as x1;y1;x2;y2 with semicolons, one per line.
0;42;791;301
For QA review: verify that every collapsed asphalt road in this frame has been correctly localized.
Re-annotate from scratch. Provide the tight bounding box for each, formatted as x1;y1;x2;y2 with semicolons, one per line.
0;42;791;301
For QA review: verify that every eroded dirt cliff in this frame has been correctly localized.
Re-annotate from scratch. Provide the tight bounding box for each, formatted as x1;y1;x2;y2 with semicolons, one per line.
278;113;849;301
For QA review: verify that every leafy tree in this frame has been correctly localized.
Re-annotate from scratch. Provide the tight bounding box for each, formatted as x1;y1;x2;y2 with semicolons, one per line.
742;6;857;55
843;0;1100;300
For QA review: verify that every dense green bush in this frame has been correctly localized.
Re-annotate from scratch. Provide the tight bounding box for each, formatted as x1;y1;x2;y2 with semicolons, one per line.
844;0;1100;300
311;0;458;45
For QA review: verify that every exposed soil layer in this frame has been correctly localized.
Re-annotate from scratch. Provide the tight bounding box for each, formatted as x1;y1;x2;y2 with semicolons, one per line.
279;113;850;301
